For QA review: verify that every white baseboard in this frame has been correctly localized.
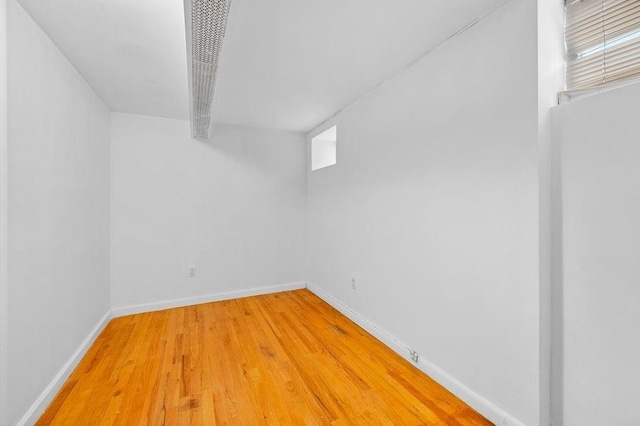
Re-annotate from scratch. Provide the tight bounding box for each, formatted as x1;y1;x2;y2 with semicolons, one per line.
18;282;521;426
306;282;525;426
17;310;112;426
17;282;306;425
111;282;307;318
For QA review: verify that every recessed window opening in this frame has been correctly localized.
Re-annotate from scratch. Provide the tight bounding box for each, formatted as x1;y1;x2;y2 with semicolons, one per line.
311;125;337;171
564;0;640;92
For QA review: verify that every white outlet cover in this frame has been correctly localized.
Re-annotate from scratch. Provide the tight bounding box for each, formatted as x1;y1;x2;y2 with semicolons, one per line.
188;265;197;277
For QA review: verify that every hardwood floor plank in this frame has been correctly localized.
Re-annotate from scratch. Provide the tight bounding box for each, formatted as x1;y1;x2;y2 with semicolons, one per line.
36;289;492;425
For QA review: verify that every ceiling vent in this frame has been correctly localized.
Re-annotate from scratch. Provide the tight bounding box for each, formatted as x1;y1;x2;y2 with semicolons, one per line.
184;0;232;139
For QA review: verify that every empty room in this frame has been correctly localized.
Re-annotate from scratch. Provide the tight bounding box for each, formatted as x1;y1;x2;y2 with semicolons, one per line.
1;0;639;425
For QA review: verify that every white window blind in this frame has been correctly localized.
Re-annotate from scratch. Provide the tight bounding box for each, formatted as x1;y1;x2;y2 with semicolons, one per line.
565;0;640;91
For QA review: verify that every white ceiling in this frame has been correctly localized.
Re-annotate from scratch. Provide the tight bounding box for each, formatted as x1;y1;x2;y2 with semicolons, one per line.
18;0;507;133
18;0;190;121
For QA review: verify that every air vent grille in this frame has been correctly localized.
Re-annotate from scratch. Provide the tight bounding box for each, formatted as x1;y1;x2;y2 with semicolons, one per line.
188;0;232;139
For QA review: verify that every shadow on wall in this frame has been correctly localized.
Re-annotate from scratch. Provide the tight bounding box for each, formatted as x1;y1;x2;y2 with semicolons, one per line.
198;124;306;182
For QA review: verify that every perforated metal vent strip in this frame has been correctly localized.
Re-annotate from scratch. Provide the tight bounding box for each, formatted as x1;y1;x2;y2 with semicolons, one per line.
189;0;232;139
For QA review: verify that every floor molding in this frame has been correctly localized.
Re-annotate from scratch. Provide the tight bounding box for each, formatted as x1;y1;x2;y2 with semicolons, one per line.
306;282;525;426
16;310;112;426
20;282;524;425
19;282;307;424
111;282;307;318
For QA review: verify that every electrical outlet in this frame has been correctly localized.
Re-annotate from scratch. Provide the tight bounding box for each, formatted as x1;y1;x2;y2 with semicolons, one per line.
409;350;419;363
351;276;358;291
188;265;197;278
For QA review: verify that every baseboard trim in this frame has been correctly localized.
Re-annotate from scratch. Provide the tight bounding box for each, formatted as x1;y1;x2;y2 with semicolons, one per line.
16;310;112;426
111;282;307;318
18;282;521;426
18;282;306;424
306;282;525;426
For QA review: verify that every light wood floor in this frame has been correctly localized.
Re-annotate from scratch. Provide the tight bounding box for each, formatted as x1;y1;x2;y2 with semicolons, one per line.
37;289;491;425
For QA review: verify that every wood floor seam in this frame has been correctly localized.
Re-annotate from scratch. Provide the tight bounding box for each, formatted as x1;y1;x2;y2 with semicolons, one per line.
36;289;492;426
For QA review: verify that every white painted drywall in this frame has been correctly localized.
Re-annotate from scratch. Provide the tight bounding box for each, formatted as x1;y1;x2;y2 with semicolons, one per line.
17;0;508;132
17;0;190;121
536;1;566;424
0;0;9;423
6;1;111;424
212;0;510;132
306;0;540;424
551;82;640;426
110;113;307;310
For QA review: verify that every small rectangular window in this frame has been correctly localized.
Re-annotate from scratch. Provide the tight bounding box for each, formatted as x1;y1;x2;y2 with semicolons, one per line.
565;0;640;92
311;125;337;171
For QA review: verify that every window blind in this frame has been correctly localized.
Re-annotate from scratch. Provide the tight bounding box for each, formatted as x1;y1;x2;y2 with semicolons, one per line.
565;0;640;91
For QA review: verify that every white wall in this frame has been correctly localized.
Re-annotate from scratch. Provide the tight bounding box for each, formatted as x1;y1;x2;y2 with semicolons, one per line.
306;0;540;424
551;83;640;426
110;113;307;310
536;1;566;424
6;1;111;424
0;0;9;423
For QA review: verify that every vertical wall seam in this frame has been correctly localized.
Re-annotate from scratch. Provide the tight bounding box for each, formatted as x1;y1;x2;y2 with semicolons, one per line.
0;0;10;423
108;112;114;312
